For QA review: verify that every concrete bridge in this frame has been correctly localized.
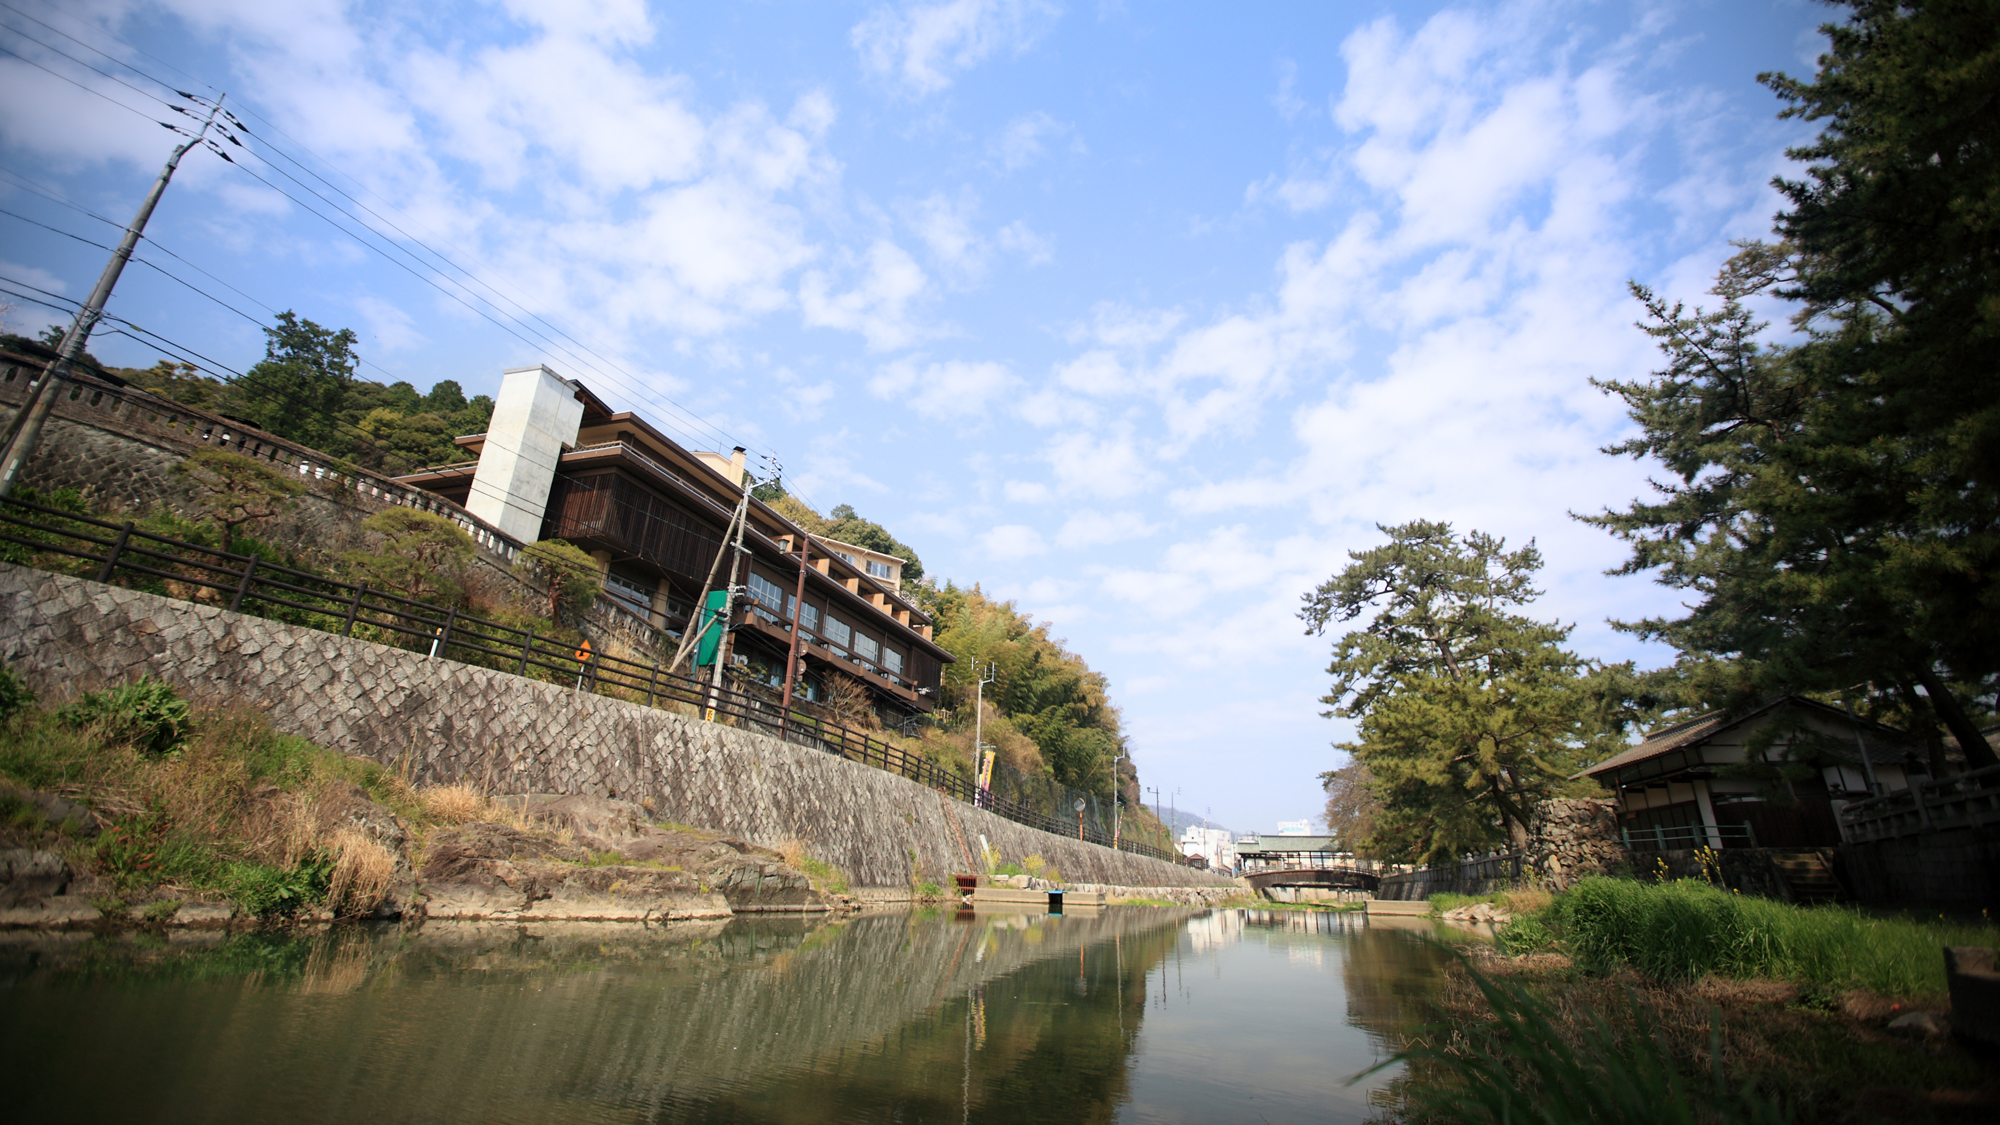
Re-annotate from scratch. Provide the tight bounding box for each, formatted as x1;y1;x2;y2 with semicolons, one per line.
1240;863;1383;894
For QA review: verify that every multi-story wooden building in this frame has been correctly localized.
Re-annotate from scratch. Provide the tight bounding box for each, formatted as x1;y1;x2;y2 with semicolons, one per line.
396;364;950;719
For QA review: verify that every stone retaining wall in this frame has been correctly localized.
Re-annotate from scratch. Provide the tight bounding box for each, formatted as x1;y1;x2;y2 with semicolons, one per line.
1841;827;2000;912
0;564;1228;892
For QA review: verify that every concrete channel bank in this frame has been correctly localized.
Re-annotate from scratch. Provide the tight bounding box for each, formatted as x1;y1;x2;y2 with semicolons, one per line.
0;564;1232;894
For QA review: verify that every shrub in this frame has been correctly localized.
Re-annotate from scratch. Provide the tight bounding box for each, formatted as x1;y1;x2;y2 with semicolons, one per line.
56;677;193;756
0;663;35;721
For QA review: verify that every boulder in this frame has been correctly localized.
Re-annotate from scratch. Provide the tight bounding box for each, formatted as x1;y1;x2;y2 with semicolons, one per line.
0;848;72;907
0;783;101;837
417;822;732;922
0;893;100;927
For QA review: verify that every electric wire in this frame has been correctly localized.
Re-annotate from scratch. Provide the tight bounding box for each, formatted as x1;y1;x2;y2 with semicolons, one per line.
0;4;771;463
0;9;850;523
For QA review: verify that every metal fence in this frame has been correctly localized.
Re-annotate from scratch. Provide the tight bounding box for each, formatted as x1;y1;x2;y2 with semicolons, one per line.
0;495;1186;866
1620;823;1757;851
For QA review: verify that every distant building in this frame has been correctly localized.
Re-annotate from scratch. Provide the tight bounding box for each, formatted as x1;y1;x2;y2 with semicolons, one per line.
395;364;951;721
1233;834;1345;874
1178;826;1237;874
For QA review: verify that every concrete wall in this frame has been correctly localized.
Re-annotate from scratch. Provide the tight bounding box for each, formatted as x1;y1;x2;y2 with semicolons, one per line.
0;564;1227;892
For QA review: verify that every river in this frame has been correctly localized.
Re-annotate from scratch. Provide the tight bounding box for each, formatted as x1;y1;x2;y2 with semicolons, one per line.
0;907;1461;1124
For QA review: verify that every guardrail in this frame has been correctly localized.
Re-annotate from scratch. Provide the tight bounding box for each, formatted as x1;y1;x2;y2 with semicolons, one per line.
0;495;1186;866
1838;763;2000;843
1621;823;1756;851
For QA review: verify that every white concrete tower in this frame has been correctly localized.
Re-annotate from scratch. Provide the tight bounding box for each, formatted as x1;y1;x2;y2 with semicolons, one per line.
464;364;585;543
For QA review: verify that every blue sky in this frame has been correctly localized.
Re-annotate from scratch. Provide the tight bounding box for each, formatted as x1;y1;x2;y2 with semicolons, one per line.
0;0;1831;832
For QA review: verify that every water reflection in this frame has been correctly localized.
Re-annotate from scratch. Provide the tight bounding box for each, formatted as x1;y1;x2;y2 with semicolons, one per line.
0;908;1457;1124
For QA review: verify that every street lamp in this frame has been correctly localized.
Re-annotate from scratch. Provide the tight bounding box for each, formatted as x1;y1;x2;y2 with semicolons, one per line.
1074;797;1086;840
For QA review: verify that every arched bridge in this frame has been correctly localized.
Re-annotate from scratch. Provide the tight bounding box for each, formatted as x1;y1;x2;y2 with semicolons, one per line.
1240;863;1382;893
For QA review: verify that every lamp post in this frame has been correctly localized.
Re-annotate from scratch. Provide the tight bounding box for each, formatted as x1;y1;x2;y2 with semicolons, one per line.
1074;797;1086;840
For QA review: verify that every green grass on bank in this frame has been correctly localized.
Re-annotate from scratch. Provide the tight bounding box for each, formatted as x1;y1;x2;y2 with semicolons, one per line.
1428;889;1552;916
1500;876;1997;997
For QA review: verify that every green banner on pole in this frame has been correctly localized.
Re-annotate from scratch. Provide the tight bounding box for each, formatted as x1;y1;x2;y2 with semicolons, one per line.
695;589;728;667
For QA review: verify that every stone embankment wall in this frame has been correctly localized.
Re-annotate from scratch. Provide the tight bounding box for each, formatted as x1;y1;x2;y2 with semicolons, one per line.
0;565;1228;892
1375;798;1629;900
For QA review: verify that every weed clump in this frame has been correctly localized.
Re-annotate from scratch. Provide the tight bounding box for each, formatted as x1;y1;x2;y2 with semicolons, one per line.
56;678;193;757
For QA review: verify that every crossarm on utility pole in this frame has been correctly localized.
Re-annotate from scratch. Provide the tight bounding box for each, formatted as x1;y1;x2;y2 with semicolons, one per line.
0;97;224;497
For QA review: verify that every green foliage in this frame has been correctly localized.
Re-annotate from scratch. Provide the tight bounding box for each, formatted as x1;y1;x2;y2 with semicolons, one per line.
233;310;359;452
512;539;604;622
1359;957;1787;1125
220;854;333;919
1581;1;2000;764
173;449;304;547
56;677;193;757
928;582;1125;791
120;313;494;474
770;495;925;583
1299;521;1621;861
0;484;91;569
0;663;35;721
1538;876;1998;995
342;508;476;606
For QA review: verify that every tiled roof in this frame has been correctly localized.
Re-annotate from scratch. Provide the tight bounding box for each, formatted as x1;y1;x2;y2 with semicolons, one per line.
1577;696;1917;780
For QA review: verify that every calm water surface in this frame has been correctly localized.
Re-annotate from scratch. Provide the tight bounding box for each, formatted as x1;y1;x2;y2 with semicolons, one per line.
0;908;1460;1124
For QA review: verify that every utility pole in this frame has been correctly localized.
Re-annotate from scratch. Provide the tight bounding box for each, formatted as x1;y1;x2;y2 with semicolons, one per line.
703;451;755;723
972;662;996;805
0;97;224;497
778;524;812;735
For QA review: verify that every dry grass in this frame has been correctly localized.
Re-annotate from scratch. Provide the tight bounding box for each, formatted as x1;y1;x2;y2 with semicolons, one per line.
1406;950;1998;1122
324;826;398;915
416;782;490;825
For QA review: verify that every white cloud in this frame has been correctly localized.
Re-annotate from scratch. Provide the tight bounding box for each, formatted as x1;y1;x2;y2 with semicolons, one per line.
868;355;1016;418
351;293;426;353
851;0;1060;96
1044;428;1153;498
995;220;1052;265
905;189;986;279
979;522;1048;559
1004;480;1052;503
801;241;932;350
992;110;1082;168
1055;509;1158;549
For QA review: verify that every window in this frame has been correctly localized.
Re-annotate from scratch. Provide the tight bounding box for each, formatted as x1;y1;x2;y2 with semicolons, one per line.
824;615;851;653
747;572;785;619
786;595;820;634
603;572;652;618
884;648;903;676
866;559;894;579
836;551;857;565
854;633;879;669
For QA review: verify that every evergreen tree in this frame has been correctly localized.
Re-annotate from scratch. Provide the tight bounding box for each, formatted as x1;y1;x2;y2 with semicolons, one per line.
1300;522;1613;861
1583;1;2000;766
232;310;359;452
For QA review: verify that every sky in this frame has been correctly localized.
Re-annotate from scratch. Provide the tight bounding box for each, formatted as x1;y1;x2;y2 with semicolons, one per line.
0;0;1834;833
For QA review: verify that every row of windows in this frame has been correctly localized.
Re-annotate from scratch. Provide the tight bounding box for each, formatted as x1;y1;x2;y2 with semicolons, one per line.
833;550;896;581
745;571;910;683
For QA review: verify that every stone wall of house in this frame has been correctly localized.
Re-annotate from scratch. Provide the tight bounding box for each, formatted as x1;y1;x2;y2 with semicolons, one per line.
0;564;1228;892
1523;798;1628;891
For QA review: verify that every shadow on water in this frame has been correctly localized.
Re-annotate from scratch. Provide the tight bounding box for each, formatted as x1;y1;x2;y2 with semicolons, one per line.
0;908;1461;1124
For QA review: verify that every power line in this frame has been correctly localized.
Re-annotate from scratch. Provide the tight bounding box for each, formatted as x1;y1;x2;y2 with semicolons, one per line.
0;11;866;521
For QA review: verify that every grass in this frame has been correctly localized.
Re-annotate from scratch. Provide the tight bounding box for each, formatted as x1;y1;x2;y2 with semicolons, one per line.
776;838;850;896
1429;888;1553;916
0;677;514;919
1507;876;1999;997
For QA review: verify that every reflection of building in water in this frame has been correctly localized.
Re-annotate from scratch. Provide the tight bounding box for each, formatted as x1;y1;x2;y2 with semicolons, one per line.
1182;909;1245;954
1177;826;1238;873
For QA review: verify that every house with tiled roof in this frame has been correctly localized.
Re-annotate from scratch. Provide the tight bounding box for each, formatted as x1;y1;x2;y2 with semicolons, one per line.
1577;696;1928;850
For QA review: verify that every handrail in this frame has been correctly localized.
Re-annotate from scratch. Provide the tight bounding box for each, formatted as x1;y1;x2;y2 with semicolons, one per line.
0;495;1189;867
